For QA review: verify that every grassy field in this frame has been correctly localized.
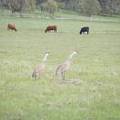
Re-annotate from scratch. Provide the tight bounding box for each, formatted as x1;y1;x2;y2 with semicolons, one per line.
0;15;120;120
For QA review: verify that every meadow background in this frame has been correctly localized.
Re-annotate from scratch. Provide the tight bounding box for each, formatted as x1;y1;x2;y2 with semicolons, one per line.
0;14;120;120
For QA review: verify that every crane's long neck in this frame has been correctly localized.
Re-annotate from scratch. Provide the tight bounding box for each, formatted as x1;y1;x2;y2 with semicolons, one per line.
42;53;49;62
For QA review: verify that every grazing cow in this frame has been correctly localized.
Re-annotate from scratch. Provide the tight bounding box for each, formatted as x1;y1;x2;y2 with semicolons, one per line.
80;27;89;35
45;25;57;33
7;24;17;31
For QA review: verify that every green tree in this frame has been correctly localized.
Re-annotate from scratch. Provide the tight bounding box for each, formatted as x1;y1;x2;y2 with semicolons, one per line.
41;0;58;16
26;0;36;12
0;0;36;14
80;0;101;16
47;0;58;15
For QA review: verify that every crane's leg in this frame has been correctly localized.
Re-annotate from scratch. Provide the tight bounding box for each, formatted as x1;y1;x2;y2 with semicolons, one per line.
34;72;39;80
32;71;36;80
38;73;41;80
34;73;37;80
38;76;41;80
61;72;65;80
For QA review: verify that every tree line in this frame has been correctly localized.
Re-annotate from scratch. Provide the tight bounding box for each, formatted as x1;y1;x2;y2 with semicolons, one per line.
0;0;120;16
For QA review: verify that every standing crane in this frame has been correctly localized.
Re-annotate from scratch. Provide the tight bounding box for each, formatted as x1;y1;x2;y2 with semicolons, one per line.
32;53;49;80
55;51;77;80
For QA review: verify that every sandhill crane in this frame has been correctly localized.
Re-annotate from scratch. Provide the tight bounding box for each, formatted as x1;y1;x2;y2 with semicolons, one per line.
32;53;49;80
55;51;77;80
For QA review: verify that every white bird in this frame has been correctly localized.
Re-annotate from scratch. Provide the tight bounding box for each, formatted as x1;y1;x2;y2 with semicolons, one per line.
32;53;49;80
55;51;77;80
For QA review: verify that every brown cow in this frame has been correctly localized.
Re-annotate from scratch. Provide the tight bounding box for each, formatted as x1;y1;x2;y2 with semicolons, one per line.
45;25;57;33
7;24;17;31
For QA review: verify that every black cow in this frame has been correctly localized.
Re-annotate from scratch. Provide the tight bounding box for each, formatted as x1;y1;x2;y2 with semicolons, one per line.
80;27;89;35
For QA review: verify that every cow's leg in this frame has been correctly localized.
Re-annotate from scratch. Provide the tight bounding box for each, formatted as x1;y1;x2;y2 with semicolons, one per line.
80;31;82;34
87;30;89;34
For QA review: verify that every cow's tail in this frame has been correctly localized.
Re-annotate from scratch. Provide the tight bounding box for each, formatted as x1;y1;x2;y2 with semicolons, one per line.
55;26;57;32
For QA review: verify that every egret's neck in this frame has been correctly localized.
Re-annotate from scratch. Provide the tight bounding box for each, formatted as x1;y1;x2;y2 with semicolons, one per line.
43;54;49;62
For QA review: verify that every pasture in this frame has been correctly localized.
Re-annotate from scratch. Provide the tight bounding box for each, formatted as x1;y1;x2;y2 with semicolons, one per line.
0;15;120;120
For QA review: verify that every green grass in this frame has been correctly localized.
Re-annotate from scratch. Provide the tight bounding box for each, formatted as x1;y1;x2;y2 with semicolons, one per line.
0;15;120;120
